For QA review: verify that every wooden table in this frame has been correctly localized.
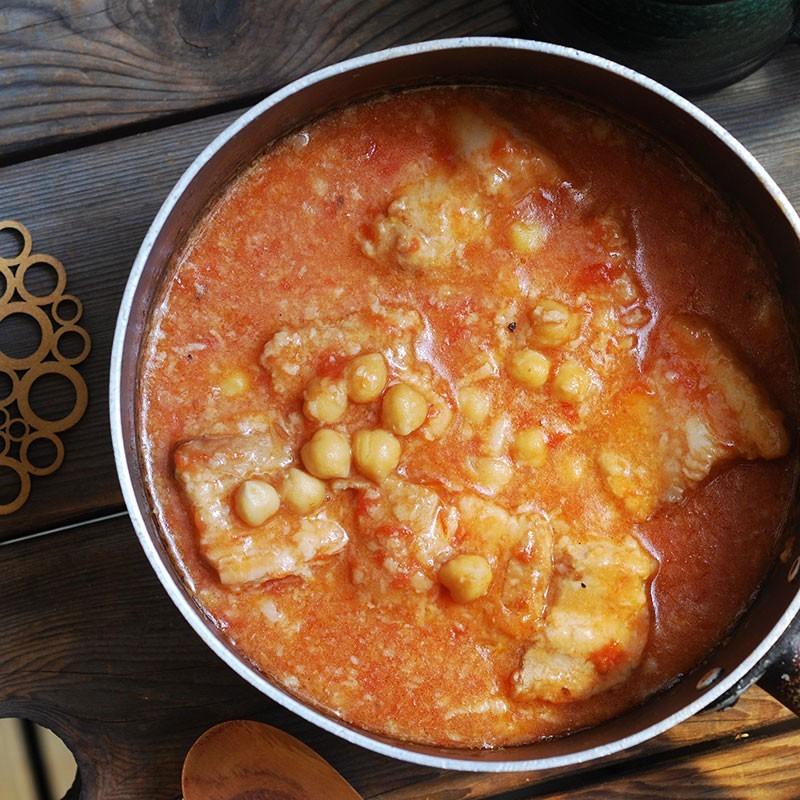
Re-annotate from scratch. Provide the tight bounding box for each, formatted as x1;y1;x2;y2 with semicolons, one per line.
1;3;799;798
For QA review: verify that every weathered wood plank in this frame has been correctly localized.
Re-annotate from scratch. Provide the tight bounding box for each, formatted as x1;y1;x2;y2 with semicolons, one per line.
0;0;519;160
0;44;798;540
1;515;799;800
0;110;240;538
534;726;800;799
0;515;435;800
696;44;800;204
376;689;799;799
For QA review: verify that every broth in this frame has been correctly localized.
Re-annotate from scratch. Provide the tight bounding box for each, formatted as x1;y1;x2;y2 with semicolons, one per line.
140;86;797;746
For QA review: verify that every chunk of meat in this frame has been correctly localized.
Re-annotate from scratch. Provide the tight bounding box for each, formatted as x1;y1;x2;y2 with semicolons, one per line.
456;495;544;560
453;495;554;634
667;316;789;460
448;106;564;199
260;305;452;440
576;217;651;401
260;305;422;395
360;106;565;274
597;316;789;520
360;174;485;273
500;516;554;635
351;476;450;593
513;533;656;703
175;434;347;587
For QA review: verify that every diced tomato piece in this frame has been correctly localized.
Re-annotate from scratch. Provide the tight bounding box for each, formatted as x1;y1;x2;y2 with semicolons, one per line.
574;261;622;290
560;403;580;425
442;297;478;345
355;491;380;519
590;641;627;675
316;350;349;378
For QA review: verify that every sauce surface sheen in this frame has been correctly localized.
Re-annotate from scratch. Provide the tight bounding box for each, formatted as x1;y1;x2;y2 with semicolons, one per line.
141;86;797;747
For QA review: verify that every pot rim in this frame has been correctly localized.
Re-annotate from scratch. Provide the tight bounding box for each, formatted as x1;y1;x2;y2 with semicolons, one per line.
109;35;800;772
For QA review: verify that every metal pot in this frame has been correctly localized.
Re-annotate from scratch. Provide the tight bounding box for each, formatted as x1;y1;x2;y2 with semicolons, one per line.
110;37;800;771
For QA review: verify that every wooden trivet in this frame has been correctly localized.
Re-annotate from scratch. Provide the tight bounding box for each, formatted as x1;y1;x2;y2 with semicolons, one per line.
0;220;90;514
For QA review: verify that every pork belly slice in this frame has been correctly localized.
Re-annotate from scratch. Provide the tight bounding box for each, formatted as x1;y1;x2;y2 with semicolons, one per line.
175;433;347;587
598;315;789;521
513;532;655;703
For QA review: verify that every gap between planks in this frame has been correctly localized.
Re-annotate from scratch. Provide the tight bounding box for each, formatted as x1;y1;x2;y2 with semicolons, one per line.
0;509;129;548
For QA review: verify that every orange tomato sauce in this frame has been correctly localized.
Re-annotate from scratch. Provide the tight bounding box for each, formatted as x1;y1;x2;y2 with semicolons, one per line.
140;87;797;747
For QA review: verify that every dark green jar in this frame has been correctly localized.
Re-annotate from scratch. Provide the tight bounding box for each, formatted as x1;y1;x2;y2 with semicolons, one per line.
517;0;799;94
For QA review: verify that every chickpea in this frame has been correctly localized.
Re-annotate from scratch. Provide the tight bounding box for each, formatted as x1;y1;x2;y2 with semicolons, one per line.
300;429;351;479
352;428;401;482
473;456;513;494
347;352;388;403
507;349;550;390
303;377;347;423
513;427;548;467
439;554;493;603
529;299;580;347
553;360;592;404
381;383;428;436
459;386;491;425
233;479;280;526
508;219;547;254
281;468;326;514
219;369;250;397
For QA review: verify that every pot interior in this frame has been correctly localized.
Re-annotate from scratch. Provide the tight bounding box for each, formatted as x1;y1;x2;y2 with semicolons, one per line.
116;40;800;767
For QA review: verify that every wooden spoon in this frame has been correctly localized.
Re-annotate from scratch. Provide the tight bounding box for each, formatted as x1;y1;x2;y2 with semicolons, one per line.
181;720;363;800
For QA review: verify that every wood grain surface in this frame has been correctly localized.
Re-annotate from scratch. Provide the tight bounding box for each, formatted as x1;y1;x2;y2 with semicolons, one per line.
0;516;435;800
0;0;518;161
1;515;799;800
1;43;798;542
0;110;239;539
